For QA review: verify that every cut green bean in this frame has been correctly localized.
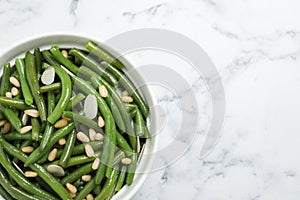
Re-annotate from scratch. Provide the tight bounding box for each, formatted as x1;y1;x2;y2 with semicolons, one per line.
25;52;47;121
86;40;125;70
40;82;62;93
0;97;35;110
4;132;42;141
0;104;22;131
34;48;42;79
15;58;34;105
95;166;119;200
75;178;96;200
115;165;127;192
59;129;76;167
41;50;60;66
0;63;10;96
31;118;40;141
126;151;138;186
61;163;93;185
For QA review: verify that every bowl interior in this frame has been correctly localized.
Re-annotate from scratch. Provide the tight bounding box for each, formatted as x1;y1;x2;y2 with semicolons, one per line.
0;33;159;200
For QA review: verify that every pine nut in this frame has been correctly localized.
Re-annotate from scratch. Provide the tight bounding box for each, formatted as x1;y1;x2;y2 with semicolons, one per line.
54;119;68;128
66;183;77;194
24;109;40;118
5;92;12;98
24;171;38;177
121;90;129;97
11;87;19;96
121;96;133;103
61;50;68;58
62;116;71;121
86;194;94;200
85;144;95;157
89;128;96;141
58;138;66;145
77;132;90;143
3;122;11;134
93;133;104;141
22;113;28;125
99;85;108;98
0;120;7;127
48;148;58;161
9;76;20;87
92;158;100;170
20;126;32;134
97;116;105;128
81;175;91;182
47;165;65;177
22;146;34;153
121;158;132;165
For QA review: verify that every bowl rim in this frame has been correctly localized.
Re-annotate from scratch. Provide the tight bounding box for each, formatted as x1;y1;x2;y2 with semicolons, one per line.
0;32;160;200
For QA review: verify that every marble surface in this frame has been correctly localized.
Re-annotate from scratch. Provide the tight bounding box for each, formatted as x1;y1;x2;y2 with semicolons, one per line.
1;0;300;199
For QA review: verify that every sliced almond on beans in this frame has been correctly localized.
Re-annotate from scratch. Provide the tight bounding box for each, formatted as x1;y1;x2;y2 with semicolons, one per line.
121;96;133;103
93;133;104;141
9;76;20;87
3;122;11;134
66;183;77;194
81;175;92;182
24;171;38;177
97;116;105;128
48;148;58;161
58;138;66;145
54;119;68;128
5;92;12;98
41;67;55;85
22;146;34;153
85;144;95;157
0;120;7;127
121;158;132;165
24;109;40;118
92;158;100;170
61;50;68;58
84;94;98;119
11;87;19;96
47;165;65;177
89;128;96;141
99;85;108;98
20;126;32;134
77;132;90;143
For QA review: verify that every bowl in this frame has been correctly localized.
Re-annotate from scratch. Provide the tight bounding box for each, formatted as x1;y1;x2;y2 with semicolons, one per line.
0;33;159;200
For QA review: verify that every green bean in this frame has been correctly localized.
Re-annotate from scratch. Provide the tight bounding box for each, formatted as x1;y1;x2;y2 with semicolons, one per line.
0;137;72;200
4;132;42;141
116;132;133;156
31;118;40;141
61;163;92;185
59;129;76;167
102;61;149;118
73;76;117;182
40;91;55;151
105;94;126;133
44;153;100;168
85;40;125;70
24;122;75;167
15;58;34;105
124;103;137;112
95;166;119;200
130;109;137;118
75;178;96;200
0;165;41;200
69;48;118;86
135;109;144;137
63;111;103;133
40;82;62;93
44;65;72;124
0;104;22;131
0;63;10;96
0;147;57;200
0;97;35;110
115;165;127;192
34;48;42;79
41;50;60;66
25;52;47;121
93;185;102;196
126;151;138;186
66;93;85;111
0;184;13;200
50;45;79;74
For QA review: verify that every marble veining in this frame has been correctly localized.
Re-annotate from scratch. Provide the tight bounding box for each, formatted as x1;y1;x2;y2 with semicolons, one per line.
1;0;300;199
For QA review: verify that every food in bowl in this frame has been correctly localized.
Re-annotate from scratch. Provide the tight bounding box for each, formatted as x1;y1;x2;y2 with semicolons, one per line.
0;40;150;200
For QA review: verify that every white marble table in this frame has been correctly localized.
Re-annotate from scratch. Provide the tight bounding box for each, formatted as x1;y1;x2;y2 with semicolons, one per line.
1;0;300;199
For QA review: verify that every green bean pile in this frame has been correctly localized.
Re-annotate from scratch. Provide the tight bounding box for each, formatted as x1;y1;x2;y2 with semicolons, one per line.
0;41;150;200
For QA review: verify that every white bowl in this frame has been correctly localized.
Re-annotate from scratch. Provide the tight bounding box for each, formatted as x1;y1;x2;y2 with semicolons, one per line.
0;33;159;200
